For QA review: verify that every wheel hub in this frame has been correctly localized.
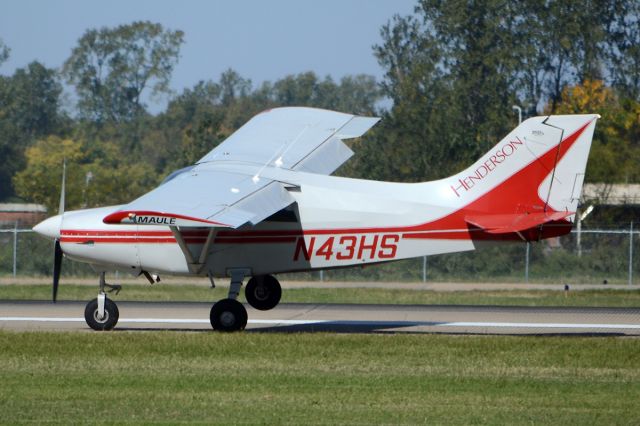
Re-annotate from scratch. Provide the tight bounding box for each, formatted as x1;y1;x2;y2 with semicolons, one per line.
220;311;236;327
254;285;269;301
93;309;109;324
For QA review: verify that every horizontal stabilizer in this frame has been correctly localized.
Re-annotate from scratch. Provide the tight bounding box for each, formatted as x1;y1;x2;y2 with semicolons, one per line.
465;211;573;234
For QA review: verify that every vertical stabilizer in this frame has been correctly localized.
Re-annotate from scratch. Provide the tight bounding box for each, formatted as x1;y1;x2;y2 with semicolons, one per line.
445;114;599;219
536;115;599;218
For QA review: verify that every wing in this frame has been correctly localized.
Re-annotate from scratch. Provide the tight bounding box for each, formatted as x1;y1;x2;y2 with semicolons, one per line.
198;106;379;174
103;107;379;228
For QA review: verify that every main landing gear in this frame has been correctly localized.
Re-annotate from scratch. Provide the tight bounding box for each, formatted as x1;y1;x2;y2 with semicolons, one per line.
82;271;283;332
84;272;121;331
209;271;282;332
245;274;282;311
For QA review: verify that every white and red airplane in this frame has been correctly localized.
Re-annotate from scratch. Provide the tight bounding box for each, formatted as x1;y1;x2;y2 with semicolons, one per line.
33;107;599;331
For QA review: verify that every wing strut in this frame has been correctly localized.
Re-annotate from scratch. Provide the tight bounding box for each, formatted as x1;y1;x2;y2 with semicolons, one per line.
170;226;216;274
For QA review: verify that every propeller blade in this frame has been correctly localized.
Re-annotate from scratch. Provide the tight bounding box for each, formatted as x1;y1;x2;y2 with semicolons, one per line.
53;239;62;303
52;160;66;303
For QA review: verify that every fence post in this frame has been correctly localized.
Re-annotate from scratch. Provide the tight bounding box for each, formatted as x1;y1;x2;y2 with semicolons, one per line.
524;242;530;283
630;221;634;286
12;221;18;277
576;216;582;257
422;256;427;282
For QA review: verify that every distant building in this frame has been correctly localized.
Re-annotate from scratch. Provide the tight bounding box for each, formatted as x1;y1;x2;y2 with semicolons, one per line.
0;203;47;228
582;184;640;205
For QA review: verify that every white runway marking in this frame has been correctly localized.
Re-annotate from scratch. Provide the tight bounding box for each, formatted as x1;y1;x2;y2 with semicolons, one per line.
0;317;324;325
1;317;639;329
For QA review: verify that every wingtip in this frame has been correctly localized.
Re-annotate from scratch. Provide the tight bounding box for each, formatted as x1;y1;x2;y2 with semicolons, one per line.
102;210;128;224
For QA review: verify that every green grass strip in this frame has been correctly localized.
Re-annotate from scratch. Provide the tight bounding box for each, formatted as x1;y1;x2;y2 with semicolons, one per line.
0;331;639;424
1;283;640;307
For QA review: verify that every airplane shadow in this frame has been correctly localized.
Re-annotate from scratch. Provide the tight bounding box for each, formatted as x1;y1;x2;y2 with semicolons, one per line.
246;322;630;336
115;321;631;337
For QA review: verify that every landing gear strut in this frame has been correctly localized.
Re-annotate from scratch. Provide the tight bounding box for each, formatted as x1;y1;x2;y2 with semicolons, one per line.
84;272;120;331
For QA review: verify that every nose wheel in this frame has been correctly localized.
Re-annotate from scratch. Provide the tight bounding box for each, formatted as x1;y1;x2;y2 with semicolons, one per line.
84;272;121;331
84;296;119;331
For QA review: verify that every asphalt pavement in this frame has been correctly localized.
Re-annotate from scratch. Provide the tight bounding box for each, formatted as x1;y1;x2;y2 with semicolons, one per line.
1;300;638;335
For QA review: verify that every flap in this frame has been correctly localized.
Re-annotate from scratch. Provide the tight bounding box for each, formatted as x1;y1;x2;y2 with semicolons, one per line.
293;137;354;175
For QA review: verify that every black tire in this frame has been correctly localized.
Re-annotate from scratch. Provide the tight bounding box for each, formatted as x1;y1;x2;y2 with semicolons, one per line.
84;298;119;331
245;275;282;311
210;298;248;332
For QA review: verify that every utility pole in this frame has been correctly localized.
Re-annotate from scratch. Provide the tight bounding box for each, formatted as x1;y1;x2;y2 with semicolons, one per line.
512;105;522;125
12;221;18;277
630;222;634;285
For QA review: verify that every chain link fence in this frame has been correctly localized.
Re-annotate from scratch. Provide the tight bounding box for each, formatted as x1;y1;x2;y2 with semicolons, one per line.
1;225;638;284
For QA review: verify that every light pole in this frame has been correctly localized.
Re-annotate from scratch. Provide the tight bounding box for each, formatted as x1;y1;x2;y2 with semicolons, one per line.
576;205;594;257
512;105;522;124
82;171;93;208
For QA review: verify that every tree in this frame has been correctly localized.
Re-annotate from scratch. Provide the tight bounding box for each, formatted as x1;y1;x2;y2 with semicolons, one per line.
0;61;64;199
607;2;640;101
0;38;9;67
63;21;184;123
271;72;380;114
14;135;158;213
4;62;63;138
331;74;380;115
149;78;231;171
367;0;637;184
13;136;86;211
370;0;522;183
551;80;640;183
219;69;251;107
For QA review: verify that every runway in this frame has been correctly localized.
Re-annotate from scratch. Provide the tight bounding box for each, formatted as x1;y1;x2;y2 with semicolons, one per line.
1;300;639;335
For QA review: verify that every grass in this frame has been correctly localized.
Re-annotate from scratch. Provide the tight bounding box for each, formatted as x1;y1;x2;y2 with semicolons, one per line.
0;331;639;424
1;283;640;307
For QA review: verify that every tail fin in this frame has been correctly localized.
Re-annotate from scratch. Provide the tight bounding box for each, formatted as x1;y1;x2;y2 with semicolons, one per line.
446;114;599;236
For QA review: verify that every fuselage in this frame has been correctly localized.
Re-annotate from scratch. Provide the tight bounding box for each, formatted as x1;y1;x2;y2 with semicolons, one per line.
35;114;598;278
43;173;481;277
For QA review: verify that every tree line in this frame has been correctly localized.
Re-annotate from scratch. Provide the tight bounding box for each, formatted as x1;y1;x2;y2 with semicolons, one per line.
1;0;639;215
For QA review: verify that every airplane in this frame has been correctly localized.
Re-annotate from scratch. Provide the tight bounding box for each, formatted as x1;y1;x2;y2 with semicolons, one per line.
33;107;600;331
